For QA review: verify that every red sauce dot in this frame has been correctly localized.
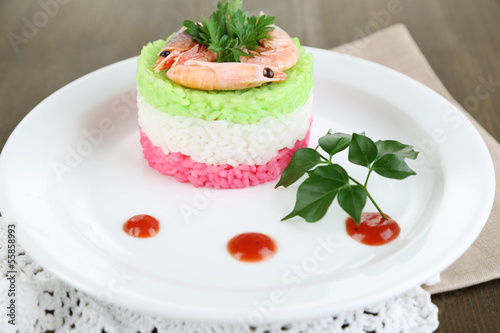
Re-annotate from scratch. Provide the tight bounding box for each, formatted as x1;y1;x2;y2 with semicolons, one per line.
346;212;400;246
227;233;277;262
123;214;160;238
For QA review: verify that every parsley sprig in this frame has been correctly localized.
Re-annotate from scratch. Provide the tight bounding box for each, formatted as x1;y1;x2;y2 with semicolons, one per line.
183;0;275;62
275;131;419;224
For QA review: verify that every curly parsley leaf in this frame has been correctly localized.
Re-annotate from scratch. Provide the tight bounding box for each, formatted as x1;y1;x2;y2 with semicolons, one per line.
227;0;243;16
183;0;275;62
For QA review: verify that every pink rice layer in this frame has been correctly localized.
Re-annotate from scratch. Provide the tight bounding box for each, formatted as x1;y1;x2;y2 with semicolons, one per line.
140;127;311;189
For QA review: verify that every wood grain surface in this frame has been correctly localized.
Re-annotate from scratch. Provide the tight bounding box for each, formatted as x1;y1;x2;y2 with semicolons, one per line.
1;1;499;332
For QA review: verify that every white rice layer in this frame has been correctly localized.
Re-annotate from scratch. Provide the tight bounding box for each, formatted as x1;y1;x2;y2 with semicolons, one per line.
138;91;313;166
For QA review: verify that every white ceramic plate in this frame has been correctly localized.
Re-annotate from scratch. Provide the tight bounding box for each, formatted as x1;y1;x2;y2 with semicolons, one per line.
0;48;495;324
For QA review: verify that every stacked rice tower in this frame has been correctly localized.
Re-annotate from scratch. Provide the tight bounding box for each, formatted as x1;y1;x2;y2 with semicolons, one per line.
136;26;314;189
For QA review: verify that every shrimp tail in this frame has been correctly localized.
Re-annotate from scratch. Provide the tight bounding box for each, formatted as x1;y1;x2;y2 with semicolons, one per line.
240;25;299;71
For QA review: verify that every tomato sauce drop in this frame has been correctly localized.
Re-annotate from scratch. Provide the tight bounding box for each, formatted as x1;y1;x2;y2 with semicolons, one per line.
123;214;160;238
227;232;277;262
346;212;400;246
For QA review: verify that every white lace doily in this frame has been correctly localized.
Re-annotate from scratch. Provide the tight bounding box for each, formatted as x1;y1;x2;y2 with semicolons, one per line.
0;217;438;333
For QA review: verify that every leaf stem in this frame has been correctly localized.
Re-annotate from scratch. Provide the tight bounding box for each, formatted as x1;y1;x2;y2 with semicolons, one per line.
348;176;363;187
319;153;330;163
364;168;373;187
365;190;388;220
349;176;388;220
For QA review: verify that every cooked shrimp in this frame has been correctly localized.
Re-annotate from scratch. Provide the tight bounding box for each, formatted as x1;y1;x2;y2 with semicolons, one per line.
239;25;299;71
152;27;199;73
171;43;217;67
166;60;286;90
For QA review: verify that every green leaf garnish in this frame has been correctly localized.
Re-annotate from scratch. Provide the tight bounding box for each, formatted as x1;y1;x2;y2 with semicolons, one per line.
183;0;275;62
308;164;350;184
337;185;367;224
348;133;378;167
372;154;417;179
274;148;322;188
276;130;419;224
318;132;352;158
227;0;243;16
281;164;349;222
371;140;419;179
375;140;419;160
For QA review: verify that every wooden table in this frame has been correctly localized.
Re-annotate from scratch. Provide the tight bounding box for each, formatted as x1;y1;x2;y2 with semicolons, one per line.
1;1;498;331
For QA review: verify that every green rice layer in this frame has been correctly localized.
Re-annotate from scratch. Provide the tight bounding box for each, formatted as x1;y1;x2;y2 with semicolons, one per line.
136;38;314;124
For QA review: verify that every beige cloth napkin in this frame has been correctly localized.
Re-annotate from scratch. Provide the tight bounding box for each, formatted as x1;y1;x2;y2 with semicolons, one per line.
332;24;500;294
